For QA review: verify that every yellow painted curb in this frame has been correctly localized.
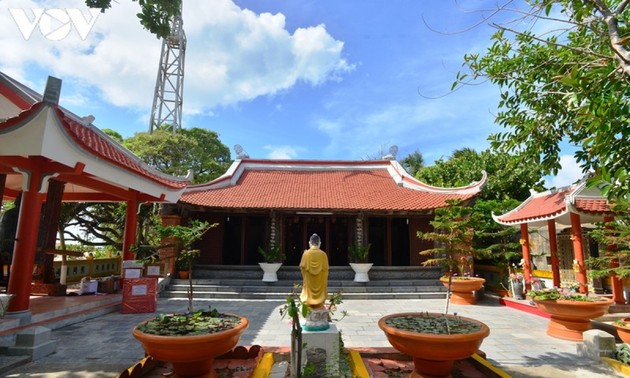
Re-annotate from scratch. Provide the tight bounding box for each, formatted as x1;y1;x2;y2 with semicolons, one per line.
471;353;512;378
348;349;370;378
602;357;630;377
251;352;275;378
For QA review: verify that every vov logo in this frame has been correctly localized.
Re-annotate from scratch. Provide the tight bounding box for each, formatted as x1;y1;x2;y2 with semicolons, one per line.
9;8;101;41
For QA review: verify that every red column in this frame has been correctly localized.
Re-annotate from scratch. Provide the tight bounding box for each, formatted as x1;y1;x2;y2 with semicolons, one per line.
122;199;139;261
605;215;625;304
7;170;44;313
570;212;588;294
547;220;561;288
520;223;532;291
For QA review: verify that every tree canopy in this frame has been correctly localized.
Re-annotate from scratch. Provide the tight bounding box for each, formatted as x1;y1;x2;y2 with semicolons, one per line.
86;0;180;38
455;0;629;200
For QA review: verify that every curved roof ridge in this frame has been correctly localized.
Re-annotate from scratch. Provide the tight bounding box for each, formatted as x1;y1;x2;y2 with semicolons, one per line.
388;160;487;195
55;106;191;189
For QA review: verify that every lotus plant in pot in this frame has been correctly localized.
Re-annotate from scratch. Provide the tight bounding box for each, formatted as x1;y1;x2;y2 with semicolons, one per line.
133;306;249;378
132;221;250;378
258;244;285;282
379;200;490;378
527;286;613;341
348;243;372;282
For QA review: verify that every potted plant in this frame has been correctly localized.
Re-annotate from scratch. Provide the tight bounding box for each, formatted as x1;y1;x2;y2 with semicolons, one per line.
133;306;249;378
528;287;614;341
418;199;487;306
257;244;285;282
348;243;373;282
378;312;490;377
613;318;630;344
155;220;216;313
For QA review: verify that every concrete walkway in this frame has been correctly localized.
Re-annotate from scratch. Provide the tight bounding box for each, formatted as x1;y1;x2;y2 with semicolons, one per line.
2;295;624;377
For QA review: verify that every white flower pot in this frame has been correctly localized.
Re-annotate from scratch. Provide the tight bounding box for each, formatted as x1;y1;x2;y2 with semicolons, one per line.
350;263;373;282
259;262;282;282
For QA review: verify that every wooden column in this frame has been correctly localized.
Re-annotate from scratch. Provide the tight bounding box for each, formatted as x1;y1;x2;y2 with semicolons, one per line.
570;212;588;294
0;174;5;199
122;199;139;261
547;220;561;288
37;179;65;285
7;169;44;313
160;214;181;275
605;215;625;304
520;223;532;291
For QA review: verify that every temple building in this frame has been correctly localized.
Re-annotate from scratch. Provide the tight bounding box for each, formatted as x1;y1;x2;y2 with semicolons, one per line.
176;158;487;267
493;176;624;303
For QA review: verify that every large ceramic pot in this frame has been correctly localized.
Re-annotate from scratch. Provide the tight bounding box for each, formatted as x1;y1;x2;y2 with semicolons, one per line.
259;262;282;282
133;314;249;377
349;263;374;282
614;319;630;344
379;312;490;378
533;298;613;341
439;277;485;305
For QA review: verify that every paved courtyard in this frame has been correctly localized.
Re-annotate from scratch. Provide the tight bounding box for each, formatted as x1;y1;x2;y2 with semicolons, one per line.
3;296;623;377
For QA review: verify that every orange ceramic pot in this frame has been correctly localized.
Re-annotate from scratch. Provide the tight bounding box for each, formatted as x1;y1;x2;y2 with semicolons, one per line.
378;312;490;378
439;277;485;305
133;314;249;378
533;298;613;342
613;318;630;344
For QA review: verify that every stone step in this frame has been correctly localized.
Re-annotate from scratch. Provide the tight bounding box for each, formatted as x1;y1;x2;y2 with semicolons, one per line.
171;278;444;287
166;283;444;294
194;265;443;281
160;290;446;300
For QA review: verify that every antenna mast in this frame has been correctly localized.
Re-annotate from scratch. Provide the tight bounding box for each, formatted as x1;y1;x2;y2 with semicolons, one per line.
149;3;186;133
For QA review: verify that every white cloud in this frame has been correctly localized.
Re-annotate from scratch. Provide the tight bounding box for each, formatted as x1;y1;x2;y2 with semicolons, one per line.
0;0;353;113
545;155;585;189
264;145;302;159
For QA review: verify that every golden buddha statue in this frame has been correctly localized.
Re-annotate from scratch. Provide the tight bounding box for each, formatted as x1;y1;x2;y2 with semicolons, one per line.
300;234;329;309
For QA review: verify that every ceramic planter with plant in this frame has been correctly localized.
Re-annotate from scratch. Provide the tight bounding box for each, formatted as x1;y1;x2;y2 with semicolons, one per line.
613;318;630;344
528;287;614;341
133;307;249;378
348;243;373;282
257;244;285;282
418;199;487;307
379;312;490;377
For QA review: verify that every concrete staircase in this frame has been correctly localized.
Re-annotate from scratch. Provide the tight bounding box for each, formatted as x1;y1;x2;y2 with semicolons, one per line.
161;265;448;300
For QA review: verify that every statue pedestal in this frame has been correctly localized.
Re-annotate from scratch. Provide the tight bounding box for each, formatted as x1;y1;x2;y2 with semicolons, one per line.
292;324;340;378
303;309;329;331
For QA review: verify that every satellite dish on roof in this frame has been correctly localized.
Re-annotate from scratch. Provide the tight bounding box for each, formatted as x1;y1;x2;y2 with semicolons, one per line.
382;144;398;160
389;145;398;158
233;144;249;159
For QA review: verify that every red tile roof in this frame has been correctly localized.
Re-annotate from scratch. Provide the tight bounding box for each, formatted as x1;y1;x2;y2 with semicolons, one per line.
181;160;485;211
494;181;614;225
0;102;189;191
574;198;611;214
58;108;189;190
495;189;571;224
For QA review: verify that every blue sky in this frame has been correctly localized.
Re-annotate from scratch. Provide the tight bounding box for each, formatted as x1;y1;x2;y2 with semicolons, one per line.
1;0;582;187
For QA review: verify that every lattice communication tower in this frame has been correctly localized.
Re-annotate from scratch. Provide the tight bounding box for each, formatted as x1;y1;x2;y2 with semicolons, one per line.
149;6;186;133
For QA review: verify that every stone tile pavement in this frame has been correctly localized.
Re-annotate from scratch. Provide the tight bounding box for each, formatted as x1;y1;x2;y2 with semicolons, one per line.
2;296;624;377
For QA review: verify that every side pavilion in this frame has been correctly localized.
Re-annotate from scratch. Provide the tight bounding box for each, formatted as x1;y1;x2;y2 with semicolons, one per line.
177;158;487;267
493;176;624;304
0;73;190;318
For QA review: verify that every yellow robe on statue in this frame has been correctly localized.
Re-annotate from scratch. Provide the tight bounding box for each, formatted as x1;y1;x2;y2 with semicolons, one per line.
300;247;329;308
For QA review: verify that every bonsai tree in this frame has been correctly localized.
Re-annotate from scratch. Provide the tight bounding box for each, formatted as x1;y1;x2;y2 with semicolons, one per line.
586;201;630;285
348;243;371;263
418;199;487;312
156;220;216;312
257;244;285;263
